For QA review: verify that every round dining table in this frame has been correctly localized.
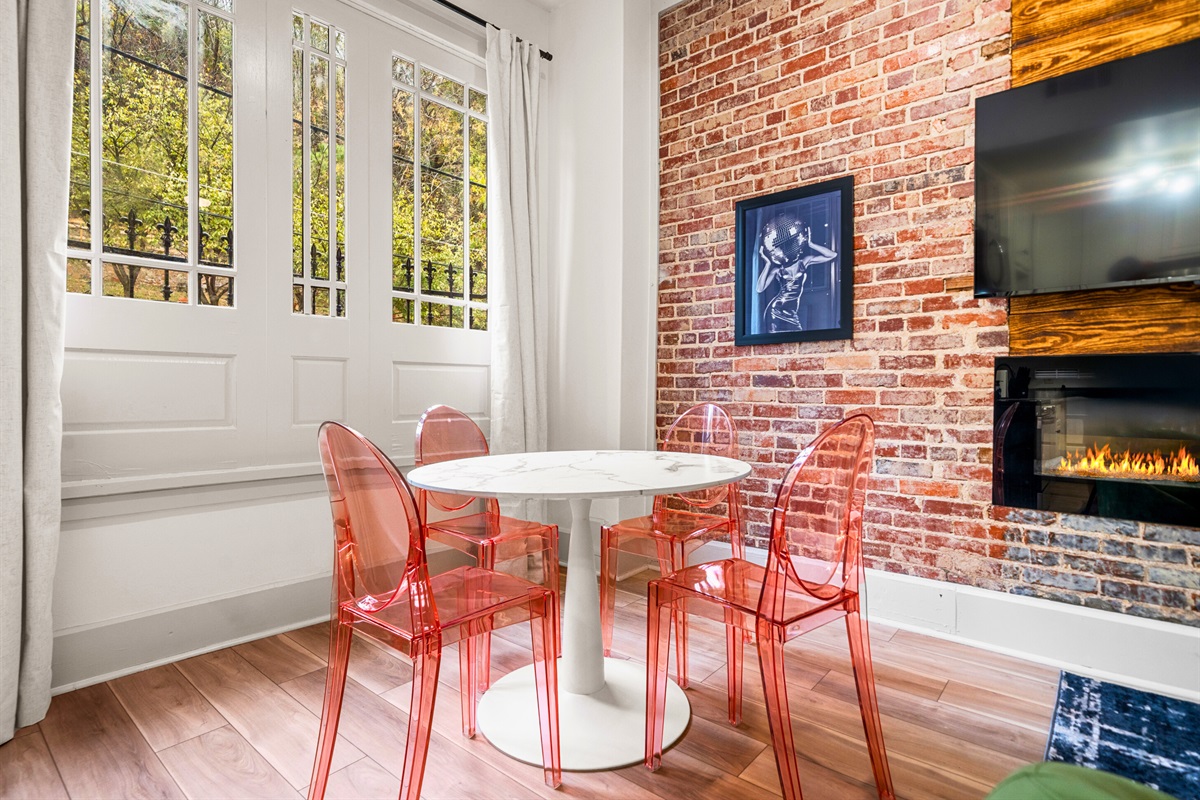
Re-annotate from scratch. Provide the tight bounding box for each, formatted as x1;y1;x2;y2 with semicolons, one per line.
407;449;751;770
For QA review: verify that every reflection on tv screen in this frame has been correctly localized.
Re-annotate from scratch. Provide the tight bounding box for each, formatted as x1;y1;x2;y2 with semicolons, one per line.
974;39;1200;297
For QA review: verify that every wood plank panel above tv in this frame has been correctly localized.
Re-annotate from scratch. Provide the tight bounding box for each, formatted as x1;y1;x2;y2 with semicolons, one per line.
1009;284;1200;356
1006;0;1200;356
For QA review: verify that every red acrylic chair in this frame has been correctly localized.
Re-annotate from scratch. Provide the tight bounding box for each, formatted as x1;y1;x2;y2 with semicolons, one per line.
309;422;560;800
600;402;741;687
645;414;894;800
414;405;561;689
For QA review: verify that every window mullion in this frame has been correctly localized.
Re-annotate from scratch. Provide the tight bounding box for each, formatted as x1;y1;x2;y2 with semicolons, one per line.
89;0;102;295
460;100;468;320
326;56;336;318
413;88;422;317
187;0;199;301
301;41;312;315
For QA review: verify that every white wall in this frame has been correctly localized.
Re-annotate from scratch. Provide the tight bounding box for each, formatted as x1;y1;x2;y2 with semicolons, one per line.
543;0;661;542
52;0;556;693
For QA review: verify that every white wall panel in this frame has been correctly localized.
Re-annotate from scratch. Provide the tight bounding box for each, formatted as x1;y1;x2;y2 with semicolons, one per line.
292;357;348;425
392;362;489;419
62;349;234;430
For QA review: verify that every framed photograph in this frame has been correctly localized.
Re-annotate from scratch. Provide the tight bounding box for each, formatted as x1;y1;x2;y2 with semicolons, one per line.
734;175;855;345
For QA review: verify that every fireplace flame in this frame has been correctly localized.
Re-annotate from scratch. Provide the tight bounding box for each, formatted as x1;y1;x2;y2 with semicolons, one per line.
1053;444;1200;483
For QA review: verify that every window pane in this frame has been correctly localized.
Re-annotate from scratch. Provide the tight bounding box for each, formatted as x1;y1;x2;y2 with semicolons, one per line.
310;54;329;280
335;62;345;282
199;0;232;10
393;161;414;291
392;296;413;324
392;87;414;292
197;273;233;306
70;0;91;248
293;283;303;313
292;12;303;42
421;99;463;177
103;262;188;302
421;171;463;246
468;116;486;187
392;56;414;85
470;308;487;331
468;88;486;115
334;29;345;59
470;183;486;301
67;257;91;294
311;286;329;316
291;48;303;277
336;288;345;317
198;11;233;267
422;301;462;328
310;20;328;53
102;0;190;262
420;66;464;105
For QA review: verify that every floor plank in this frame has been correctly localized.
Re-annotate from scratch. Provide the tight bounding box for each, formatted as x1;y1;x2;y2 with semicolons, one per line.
157;725;301;799
314;756;398;800
109;663;226;752
282;668;540;800
39;683;184;799
234;632;326;685
284;623;414;695
0;729;70;800
175;648;362;790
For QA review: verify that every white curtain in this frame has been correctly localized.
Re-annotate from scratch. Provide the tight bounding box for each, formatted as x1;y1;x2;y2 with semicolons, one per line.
485;28;546;516
0;0;73;744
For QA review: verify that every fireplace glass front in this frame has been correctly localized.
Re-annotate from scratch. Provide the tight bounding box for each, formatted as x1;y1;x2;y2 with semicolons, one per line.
994;354;1200;527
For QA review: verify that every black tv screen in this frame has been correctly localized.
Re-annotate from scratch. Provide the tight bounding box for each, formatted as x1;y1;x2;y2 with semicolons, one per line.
974;39;1200;298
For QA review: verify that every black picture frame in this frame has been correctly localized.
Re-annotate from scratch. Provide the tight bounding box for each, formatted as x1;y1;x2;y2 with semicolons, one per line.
734;175;855;345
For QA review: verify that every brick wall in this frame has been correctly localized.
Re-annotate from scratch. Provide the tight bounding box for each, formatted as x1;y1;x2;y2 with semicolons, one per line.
656;0;1199;626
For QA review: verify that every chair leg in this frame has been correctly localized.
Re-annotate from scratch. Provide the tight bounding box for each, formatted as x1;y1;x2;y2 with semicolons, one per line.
531;596;562;788
725;606;743;726
477;545;495;693
458;635;478;738
307;615;352;800
600;526;617;658
757;621;804;800
644;583;674;771
398;646;442;800
655;539;689;688
845;606;895;800
545;528;562;657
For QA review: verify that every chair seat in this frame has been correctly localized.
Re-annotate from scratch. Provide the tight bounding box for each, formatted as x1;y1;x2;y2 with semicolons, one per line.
607;510;733;542
664;559;847;629
347;566;551;648
427;512;552;545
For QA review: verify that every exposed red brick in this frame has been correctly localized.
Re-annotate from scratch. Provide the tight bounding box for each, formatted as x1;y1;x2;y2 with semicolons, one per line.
658;0;1198;626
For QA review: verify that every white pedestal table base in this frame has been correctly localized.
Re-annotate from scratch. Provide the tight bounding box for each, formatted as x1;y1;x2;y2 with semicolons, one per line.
476;657;690;771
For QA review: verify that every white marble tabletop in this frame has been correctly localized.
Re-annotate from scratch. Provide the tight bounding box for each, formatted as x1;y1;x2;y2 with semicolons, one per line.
406;449;751;500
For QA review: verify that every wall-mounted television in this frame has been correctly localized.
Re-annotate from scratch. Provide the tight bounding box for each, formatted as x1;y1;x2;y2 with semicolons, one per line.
974;38;1200;298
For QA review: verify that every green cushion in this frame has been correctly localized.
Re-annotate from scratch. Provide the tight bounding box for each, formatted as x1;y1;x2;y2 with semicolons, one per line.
986;763;1179;800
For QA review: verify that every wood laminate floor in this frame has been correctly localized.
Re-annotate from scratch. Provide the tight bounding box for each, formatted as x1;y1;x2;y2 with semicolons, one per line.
0;569;1057;799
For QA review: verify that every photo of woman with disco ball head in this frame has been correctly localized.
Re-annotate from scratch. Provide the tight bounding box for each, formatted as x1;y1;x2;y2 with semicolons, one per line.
755;212;838;333
734;175;854;346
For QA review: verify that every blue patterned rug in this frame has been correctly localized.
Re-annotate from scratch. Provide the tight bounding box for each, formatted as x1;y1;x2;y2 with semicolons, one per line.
1046;672;1200;800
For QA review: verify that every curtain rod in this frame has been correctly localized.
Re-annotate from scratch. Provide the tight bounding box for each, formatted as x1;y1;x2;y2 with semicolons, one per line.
429;0;553;61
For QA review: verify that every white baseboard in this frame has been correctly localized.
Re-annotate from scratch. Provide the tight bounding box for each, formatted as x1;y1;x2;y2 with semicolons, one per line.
683;542;1200;701
865;569;1200;702
50;549;471;694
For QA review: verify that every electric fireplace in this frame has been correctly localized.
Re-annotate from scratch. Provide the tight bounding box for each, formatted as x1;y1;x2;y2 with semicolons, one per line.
994;354;1200;527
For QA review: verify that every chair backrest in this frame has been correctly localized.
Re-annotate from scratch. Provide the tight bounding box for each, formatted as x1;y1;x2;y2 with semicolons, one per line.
758;414;875;616
414;405;492;515
318;422;436;631
655;402;740;513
